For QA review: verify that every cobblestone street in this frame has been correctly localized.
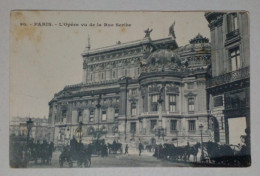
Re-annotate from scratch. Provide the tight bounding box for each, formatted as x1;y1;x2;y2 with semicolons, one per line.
28;151;192;168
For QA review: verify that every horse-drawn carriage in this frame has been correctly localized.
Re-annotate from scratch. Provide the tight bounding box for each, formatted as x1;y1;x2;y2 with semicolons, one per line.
107;140;122;154
30;141;54;164
153;143;201;162
59;138;91;168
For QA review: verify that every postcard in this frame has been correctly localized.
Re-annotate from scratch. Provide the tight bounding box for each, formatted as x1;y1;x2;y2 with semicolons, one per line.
9;11;250;168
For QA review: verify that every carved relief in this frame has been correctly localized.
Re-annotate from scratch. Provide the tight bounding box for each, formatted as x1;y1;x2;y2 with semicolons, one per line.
166;84;179;94
129;96;138;103
149;83;161;93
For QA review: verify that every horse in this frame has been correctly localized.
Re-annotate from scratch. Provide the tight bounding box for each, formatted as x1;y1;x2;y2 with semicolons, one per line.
186;143;200;162
107;141;122;154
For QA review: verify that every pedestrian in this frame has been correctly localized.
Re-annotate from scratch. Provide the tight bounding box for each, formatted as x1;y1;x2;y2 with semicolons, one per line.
139;142;142;156
124;144;128;155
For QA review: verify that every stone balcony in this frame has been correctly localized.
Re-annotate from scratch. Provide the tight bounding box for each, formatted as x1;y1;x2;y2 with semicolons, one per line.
226;29;240;41
206;66;249;89
139;111;181;117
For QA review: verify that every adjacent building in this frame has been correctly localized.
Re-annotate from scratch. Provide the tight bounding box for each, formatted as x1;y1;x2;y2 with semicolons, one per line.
9;116;52;143
205;12;250;145
48;24;213;147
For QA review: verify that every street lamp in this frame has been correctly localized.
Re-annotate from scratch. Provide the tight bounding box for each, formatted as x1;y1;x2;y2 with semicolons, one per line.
156;85;165;140
96;94;102;133
124;76;131;142
78;121;83;141
199;124;205;162
26;118;34;144
66;126;71;145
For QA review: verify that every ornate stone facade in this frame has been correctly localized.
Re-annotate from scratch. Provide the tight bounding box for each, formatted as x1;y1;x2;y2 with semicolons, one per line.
205;12;250;145
49;27;212;147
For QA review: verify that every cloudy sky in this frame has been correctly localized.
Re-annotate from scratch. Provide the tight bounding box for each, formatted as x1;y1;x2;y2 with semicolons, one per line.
10;11;210;118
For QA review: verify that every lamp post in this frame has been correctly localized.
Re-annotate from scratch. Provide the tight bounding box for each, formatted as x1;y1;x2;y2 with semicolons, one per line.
199;124;205;162
26;118;33;165
156;85;165;140
26;118;34;144
78;121;83;141
96;94;102;140
66;126;71;145
124;77;131;142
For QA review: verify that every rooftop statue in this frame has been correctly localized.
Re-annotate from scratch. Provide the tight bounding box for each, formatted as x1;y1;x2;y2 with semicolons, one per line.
144;28;153;38
169;21;176;39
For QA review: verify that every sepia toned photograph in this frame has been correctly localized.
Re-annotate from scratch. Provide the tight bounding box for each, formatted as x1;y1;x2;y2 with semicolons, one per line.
9;11;250;168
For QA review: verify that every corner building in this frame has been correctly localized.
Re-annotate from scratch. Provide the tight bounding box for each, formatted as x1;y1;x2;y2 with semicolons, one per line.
48;28;213;148
205;12;250;145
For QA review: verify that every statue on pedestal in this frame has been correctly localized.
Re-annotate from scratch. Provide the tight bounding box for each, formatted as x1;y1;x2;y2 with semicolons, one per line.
169;21;176;39
144;28;153;38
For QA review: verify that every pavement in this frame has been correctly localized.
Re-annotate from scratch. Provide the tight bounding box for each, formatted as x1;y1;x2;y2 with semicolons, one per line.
27;150;192;168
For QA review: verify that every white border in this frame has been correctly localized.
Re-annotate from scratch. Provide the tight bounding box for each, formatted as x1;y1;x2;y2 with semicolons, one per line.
1;0;260;176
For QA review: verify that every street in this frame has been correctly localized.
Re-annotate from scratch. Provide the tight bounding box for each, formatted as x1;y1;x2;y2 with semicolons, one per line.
28;150;192;168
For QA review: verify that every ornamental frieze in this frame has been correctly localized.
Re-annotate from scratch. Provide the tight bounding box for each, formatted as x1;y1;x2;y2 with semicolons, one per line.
128;96;138;103
87;48;142;63
166;84;179;94
149;84;161;93
184;92;197;97
87;57;141;70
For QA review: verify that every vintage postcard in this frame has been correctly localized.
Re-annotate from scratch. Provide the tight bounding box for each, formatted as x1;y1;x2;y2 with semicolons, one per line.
9;11;250;168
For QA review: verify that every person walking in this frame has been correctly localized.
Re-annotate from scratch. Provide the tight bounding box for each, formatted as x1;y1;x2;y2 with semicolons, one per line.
124;144;128;155
139;142;142;156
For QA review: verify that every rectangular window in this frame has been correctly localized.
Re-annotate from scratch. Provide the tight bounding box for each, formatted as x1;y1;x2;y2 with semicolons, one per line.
151;94;158;111
152;95;159;103
89;110;94;122
170;120;177;131
77;111;83;122
227;13;238;33
131;103;137;116
101;72;105;80
230;47;241;71
114;109;119;121
90;74;93;81
188;120;196;131
62;110;67;117
169;95;176;112
101;111;107;121
187;82;194;89
188;98;195;112
221;117;224;130
214;96;223;107
125;69;127;76
130;122;136;133
151;120;157;131
112;70;116;79
132;89;137;95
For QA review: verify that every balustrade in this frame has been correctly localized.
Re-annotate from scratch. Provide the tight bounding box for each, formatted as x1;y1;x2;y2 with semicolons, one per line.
207;67;249;88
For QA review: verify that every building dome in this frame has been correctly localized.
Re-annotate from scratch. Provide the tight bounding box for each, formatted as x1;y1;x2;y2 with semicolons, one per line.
146;49;181;66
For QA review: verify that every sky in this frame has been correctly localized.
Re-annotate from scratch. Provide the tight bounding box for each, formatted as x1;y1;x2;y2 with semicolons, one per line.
10;11;210;118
